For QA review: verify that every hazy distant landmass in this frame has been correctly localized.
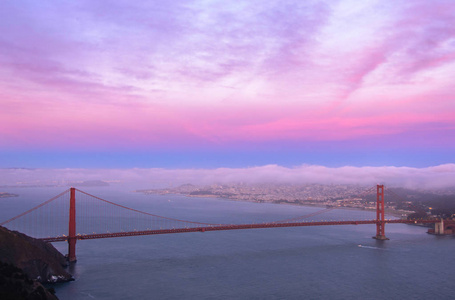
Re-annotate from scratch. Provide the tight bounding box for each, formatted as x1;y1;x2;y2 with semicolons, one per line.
66;180;110;187
0;184;61;188
137;183;455;218
0;192;18;198
0;179;110;189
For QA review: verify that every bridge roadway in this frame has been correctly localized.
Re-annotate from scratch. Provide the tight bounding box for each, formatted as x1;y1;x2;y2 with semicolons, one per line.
39;219;438;243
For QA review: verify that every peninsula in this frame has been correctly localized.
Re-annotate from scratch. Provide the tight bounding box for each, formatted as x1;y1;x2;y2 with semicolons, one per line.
137;183;455;218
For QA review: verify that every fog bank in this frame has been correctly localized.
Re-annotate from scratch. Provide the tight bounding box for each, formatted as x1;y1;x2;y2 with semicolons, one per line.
1;164;455;190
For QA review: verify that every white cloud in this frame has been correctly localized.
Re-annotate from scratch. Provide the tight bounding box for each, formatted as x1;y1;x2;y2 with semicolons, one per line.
1;164;455;190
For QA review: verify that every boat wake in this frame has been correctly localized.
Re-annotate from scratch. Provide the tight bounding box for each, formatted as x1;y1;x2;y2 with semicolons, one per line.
357;244;385;250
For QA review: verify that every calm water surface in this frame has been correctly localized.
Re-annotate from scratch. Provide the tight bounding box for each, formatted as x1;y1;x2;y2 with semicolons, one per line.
1;186;454;300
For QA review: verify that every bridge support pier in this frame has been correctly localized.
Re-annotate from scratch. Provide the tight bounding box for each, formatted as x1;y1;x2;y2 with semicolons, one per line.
434;219;445;235
373;185;389;240
68;187;77;262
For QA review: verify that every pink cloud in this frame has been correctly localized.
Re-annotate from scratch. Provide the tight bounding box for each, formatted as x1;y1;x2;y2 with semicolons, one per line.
0;0;454;155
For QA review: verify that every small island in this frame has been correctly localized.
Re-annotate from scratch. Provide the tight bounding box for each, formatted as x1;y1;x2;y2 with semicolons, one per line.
0;192;19;198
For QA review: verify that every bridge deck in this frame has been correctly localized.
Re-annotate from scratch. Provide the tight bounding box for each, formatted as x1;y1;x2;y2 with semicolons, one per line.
39;219;438;242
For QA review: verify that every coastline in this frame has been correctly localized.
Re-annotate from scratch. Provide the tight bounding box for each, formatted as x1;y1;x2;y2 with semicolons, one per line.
141;191;410;218
189;194;409;218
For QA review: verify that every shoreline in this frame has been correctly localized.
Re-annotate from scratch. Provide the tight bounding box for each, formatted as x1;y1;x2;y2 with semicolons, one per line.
201;195;409;218
141;191;411;218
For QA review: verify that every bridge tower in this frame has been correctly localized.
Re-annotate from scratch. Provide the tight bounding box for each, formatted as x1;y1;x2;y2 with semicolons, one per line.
373;184;389;240
68;187;77;262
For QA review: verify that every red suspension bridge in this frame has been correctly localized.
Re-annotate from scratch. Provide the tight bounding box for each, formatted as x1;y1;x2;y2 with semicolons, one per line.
0;185;449;262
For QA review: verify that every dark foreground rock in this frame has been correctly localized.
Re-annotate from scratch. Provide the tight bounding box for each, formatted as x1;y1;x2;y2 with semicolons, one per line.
0;261;59;300
0;226;72;283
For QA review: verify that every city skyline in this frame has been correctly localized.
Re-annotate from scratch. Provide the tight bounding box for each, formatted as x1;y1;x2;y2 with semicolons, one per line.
1;0;454;168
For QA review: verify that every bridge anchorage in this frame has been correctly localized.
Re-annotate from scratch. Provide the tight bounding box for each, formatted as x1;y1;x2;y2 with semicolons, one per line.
0;184;447;262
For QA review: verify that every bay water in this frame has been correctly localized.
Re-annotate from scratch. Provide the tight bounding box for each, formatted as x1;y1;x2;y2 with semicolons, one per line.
1;186;454;299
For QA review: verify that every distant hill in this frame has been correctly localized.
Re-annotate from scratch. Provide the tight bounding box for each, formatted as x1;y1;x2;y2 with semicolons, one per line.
67;180;110;187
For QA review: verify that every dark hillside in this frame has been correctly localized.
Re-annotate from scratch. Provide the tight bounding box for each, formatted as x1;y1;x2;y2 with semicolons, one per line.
0;261;59;300
0;226;72;283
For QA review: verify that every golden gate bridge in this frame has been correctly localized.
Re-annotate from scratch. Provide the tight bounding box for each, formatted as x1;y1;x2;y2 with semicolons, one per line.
0;185;448;262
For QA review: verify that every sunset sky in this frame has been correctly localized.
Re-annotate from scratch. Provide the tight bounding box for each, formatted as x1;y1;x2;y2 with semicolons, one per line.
1;0;454;168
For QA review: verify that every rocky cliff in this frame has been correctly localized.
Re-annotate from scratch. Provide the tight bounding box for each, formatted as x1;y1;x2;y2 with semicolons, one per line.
0;226;72;283
0;261;59;300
